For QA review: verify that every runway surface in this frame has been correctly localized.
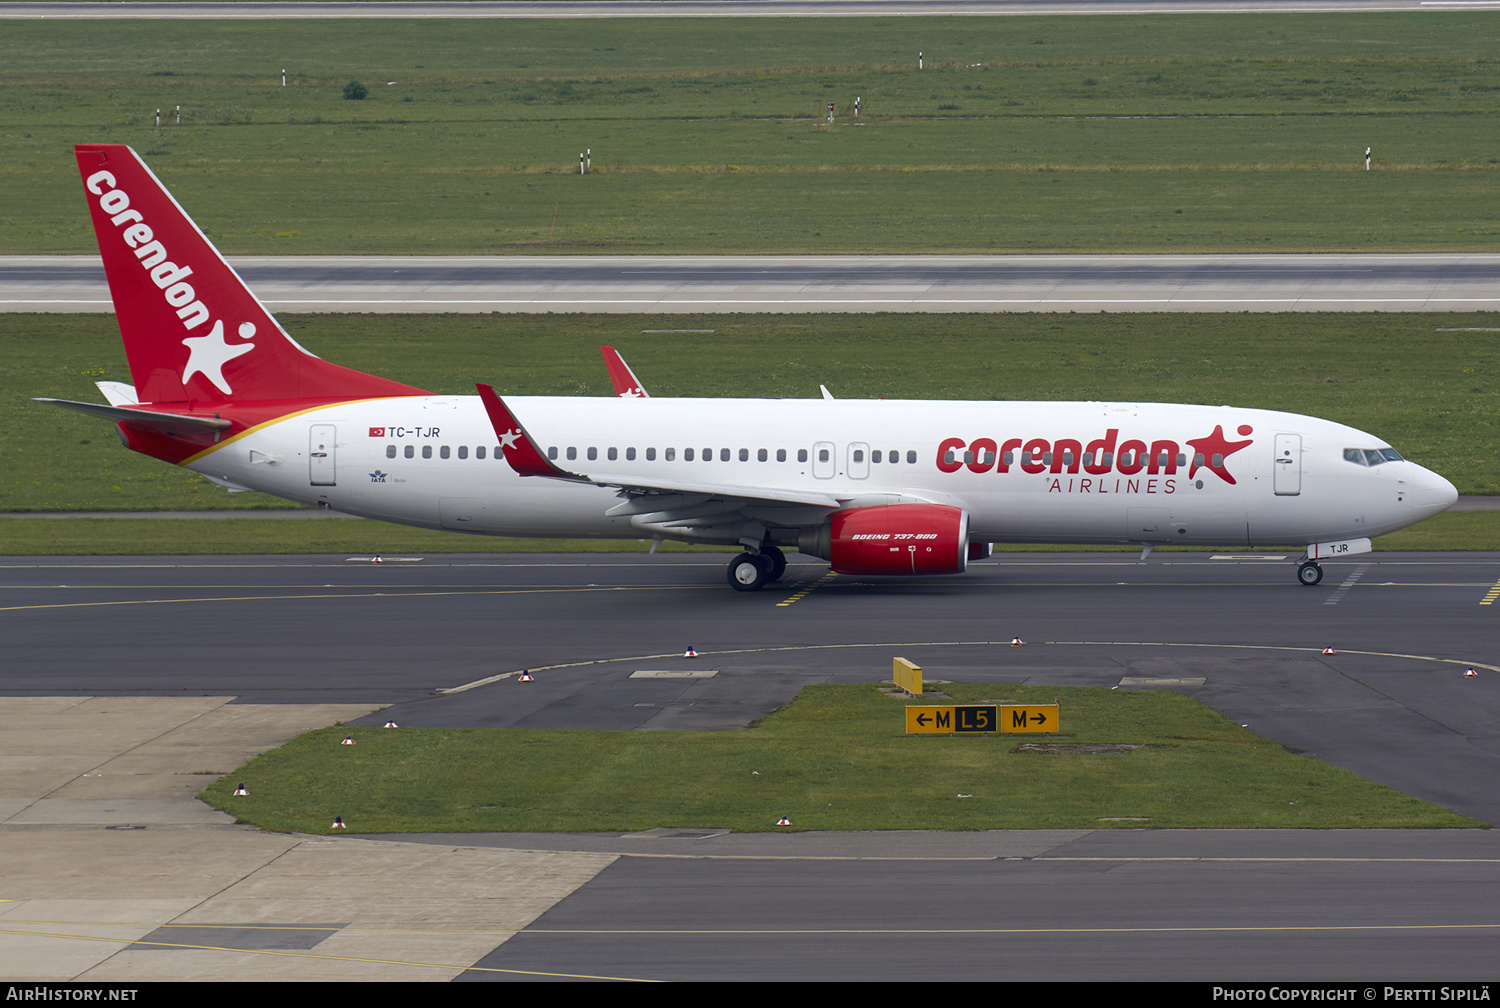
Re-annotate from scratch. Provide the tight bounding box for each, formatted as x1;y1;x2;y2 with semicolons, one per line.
5;1;1483;19
3;550;1499;981
10;254;1500;313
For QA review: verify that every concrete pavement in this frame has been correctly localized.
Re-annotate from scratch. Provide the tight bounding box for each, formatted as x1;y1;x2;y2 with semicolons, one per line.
0;697;616;982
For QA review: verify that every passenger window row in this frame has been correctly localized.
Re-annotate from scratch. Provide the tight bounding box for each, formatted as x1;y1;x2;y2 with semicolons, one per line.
546;447;920;464
384;444;505;460
382;444;921;465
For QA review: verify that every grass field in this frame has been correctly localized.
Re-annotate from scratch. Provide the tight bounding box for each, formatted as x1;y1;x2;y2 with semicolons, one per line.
199;682;1480;833
4;13;1500;253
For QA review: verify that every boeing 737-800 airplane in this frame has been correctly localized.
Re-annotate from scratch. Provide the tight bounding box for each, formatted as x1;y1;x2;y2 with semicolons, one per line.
42;144;1458;591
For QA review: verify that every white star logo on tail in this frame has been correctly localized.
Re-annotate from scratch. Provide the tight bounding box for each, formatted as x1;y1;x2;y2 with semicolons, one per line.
498;428;522;450
182;320;255;395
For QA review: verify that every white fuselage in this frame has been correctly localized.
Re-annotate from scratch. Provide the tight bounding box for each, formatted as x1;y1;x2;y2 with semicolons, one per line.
183;395;1457;550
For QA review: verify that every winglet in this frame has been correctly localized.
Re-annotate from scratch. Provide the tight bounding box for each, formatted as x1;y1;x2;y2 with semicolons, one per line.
475;383;585;480
600;346;649;398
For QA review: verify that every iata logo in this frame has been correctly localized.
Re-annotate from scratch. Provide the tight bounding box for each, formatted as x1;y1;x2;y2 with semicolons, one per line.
936;425;1254;492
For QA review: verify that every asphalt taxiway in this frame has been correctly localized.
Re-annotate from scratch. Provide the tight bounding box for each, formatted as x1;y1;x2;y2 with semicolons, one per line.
2;551;1499;981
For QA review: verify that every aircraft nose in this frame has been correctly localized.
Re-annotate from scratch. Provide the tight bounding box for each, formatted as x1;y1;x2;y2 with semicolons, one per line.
1405;466;1458;519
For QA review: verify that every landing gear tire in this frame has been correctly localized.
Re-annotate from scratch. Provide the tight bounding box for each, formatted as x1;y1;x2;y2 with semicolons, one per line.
728;552;770;592
1297;561;1324;586
761;546;787;583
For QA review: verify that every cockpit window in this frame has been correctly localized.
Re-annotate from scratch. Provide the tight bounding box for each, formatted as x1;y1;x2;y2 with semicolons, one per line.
1345;446;1404;467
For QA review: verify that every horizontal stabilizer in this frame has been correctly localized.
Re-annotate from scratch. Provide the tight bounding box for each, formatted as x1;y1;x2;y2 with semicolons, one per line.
35;397;232;432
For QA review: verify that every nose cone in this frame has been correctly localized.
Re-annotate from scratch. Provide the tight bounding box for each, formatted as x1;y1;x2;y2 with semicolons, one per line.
1407;466;1458;519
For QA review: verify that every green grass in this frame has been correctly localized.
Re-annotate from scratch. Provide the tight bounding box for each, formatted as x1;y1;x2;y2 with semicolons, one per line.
199;682;1480;833
4;13;1500;253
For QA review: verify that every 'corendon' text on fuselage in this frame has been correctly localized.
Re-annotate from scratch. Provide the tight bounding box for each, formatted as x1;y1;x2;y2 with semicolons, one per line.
935;426;1248;495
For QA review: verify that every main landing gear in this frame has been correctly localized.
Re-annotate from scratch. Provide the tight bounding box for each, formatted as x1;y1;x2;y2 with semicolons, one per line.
1296;560;1324;586
727;546;787;592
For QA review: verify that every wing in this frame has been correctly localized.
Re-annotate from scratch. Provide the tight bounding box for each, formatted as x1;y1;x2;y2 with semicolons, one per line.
475;384;841;543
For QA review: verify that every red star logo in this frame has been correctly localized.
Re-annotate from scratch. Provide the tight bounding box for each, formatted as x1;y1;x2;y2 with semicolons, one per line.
1185;424;1254;484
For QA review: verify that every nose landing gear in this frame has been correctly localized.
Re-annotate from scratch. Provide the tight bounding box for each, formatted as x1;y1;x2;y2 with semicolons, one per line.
1296;560;1324;586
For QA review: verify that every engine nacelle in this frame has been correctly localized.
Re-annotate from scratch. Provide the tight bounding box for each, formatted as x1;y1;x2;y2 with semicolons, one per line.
798;503;970;576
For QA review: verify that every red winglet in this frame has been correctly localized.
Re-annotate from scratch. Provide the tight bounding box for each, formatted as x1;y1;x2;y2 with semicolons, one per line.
475;383;582;480
600;345;649;398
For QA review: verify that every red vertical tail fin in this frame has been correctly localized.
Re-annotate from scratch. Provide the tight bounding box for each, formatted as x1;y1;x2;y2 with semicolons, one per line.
75;144;427;404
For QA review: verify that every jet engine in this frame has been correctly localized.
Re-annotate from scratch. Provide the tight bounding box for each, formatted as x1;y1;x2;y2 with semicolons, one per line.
798;503;970;576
